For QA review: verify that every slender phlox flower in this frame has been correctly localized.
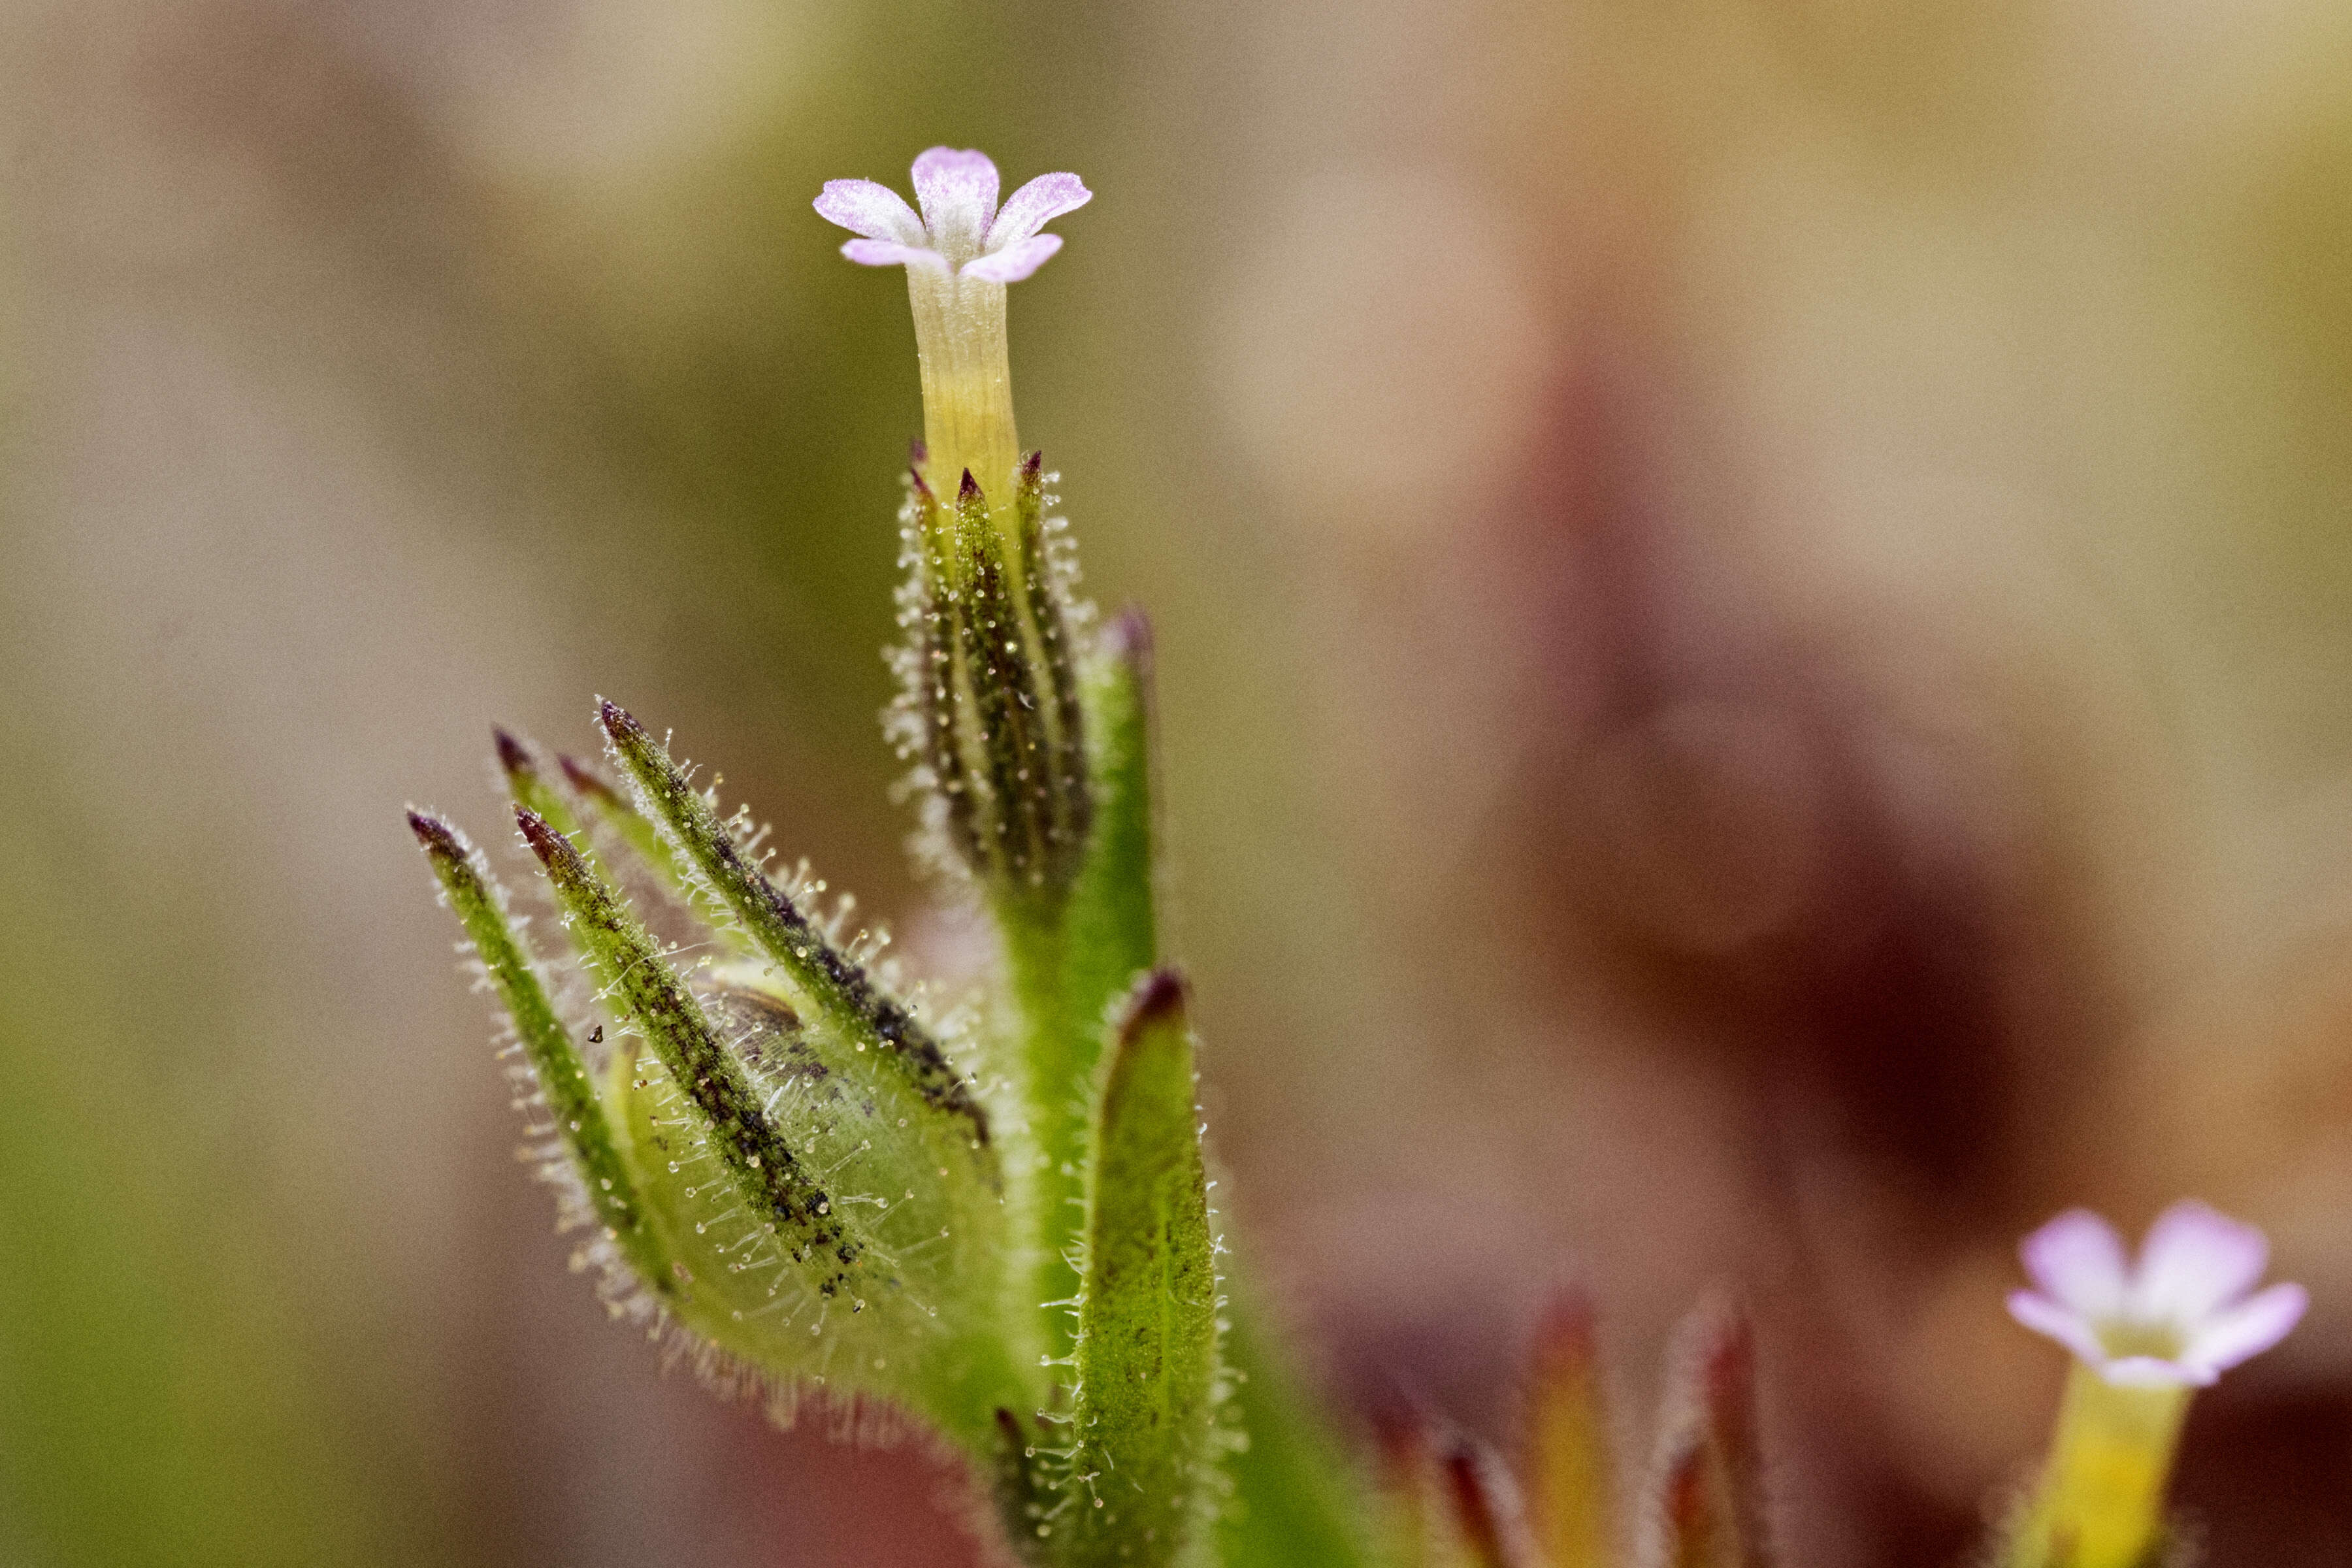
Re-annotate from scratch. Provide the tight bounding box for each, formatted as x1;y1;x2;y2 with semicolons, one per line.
816;147;1090;282
2008;1200;2308;1388
813;147;1089;512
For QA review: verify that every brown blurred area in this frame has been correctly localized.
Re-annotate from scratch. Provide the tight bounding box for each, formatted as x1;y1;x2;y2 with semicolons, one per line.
6;0;2352;1563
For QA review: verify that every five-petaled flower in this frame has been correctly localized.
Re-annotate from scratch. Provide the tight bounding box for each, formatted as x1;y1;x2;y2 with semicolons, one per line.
817;147;1090;282
2008;1201;2308;1387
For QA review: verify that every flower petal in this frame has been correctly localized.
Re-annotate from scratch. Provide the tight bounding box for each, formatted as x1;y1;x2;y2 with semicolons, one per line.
2008;1290;2109;1366
2021;1209;2131;1318
960;233;1062;284
2133;1200;2269;1322
813;179;926;245
2098;1354;2214;1389
840;238;949;270
2181;1282;2308;1377
911;146;1000;257
986;172;1092;252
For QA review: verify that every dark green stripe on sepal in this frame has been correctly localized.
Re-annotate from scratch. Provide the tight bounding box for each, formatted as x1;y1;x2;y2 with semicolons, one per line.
406;808;672;1296
514;806;867;1301
909;468;988;876
596;701;990;1151
953;468;1059;902
1014;451;1091;892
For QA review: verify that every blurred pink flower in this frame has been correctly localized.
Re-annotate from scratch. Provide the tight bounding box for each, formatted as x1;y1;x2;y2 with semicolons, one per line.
2008;1201;2308;1387
815;148;1090;282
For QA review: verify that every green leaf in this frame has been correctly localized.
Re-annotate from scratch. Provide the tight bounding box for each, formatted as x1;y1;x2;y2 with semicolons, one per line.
1051;970;1220;1568
406;808;671;1298
1060;610;1159;1045
514;806;866;1305
512;798;1031;1446
1005;611;1162;1374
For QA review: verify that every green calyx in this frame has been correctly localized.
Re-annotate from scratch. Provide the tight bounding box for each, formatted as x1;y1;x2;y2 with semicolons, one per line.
410;438;1377;1566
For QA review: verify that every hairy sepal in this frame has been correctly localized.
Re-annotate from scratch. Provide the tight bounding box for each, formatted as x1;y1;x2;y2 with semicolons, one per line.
517;806;1028;1445
597;701;992;1158
408;808;672;1301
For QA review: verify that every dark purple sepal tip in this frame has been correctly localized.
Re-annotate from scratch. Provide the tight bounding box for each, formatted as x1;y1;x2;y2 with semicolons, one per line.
1121;966;1188;1033
958;467;984;502
513;804;568;866
406;808;461;857
1104;605;1154;662
492;726;533;779
557;753;617;803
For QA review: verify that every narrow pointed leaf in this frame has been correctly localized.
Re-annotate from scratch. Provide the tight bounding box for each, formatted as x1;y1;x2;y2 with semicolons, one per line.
1062;608;1160;1045
495;729;585;844
515;806;870;1303
1525;1285;1620;1568
597;701;989;1149
555;749;697;901
1009;610;1164;1371
408;809;670;1293
1054;970;1219;1568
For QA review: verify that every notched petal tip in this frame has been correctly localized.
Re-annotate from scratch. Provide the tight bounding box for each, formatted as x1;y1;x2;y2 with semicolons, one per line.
812;178;926;245
911;146;1000;250
2136;1199;2270;1320
2021;1208;2131;1316
2183;1281;2309;1375
960;233;1062;284
987;171;1092;250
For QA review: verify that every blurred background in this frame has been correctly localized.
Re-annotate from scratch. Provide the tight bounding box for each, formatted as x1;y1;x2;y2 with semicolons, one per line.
5;0;2352;1562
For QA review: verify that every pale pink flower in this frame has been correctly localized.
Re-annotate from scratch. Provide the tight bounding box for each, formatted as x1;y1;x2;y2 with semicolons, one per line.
2008;1201;2308;1387
815;147;1090;282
